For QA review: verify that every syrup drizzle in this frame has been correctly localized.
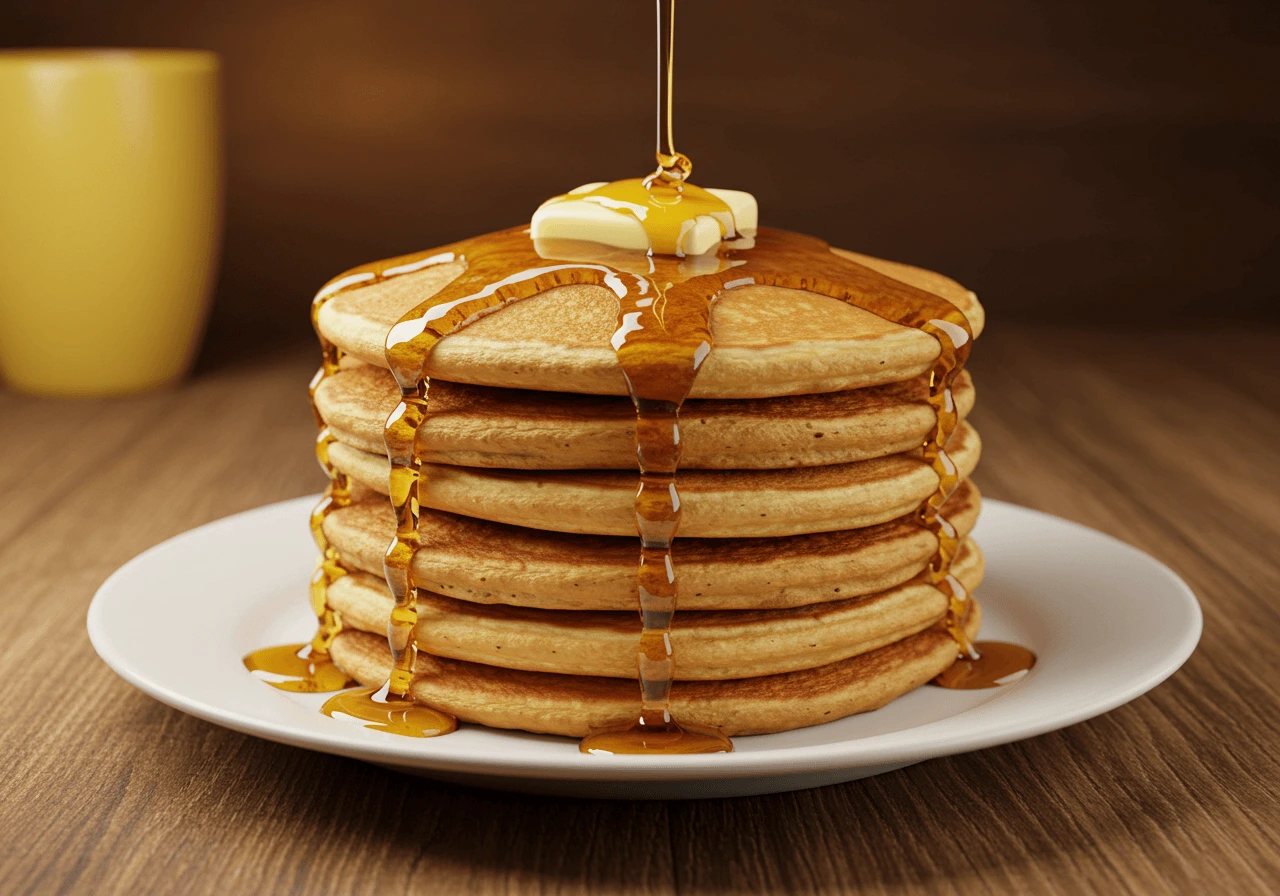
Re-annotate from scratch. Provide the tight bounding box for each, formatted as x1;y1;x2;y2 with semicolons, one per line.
578;247;736;755
654;0;682;181
541;0;731;259
241;279;359;693
333;230;747;743
248;250;467;734
582;0;732;753
314;252;464;736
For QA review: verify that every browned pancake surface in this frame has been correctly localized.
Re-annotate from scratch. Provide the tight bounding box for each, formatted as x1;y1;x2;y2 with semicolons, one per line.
315;362;976;470
325;479;980;611
328;421;979;538
327;538;982;680
328;601;982;737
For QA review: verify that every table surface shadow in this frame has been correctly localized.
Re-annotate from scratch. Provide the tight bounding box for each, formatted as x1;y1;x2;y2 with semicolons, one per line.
0;323;1277;896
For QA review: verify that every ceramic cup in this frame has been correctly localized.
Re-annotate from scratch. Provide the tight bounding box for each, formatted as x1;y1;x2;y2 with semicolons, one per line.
0;49;222;396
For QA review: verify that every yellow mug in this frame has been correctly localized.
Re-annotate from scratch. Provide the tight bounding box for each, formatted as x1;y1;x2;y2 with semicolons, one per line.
0;49;222;397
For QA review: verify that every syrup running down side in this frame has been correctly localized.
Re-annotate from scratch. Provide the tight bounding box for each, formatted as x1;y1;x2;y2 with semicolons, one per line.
575;244;738;755
242;279;359;693
313;251;469;737
326;228;750;746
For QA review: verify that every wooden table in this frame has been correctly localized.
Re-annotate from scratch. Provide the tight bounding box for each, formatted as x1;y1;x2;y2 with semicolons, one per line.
2;325;1277;894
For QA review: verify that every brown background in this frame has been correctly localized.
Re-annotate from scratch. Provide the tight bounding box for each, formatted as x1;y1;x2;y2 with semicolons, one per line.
6;0;1279;356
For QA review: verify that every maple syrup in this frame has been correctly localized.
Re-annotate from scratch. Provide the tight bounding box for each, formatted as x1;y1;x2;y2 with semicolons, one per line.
242;277;360;693
321;679;455;737
241;642;352;693
934;641;1037;689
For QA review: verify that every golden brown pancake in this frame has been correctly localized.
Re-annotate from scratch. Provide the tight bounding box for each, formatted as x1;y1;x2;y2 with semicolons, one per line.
324;479;980;611
306;239;993;739
327;420;980;537
328;600;983;737
327;538;982;680
314;361;976;470
316;247;985;398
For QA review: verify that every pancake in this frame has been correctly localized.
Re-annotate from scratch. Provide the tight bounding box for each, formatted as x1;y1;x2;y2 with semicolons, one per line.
327;600;983;737
327;420;981;537
314;361;976;470
295;228;1002;742
323;479;981;611
316;246;985;398
326;538;982;680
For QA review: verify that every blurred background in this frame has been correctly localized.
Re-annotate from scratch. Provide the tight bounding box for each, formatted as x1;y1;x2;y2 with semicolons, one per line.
6;0;1278;363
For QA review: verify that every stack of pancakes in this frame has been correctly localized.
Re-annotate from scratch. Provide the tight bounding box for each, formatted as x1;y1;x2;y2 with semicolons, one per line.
315;247;985;737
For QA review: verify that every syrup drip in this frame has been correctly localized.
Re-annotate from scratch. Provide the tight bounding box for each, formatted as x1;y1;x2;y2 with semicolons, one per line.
934;641;1038;689
242;278;361;693
307;250;467;737
579;248;734;756
540;0;734;259
245;248;469;734
653;0;684;183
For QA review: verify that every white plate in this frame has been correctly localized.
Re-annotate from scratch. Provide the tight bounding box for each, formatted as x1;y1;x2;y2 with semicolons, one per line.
88;496;1200;799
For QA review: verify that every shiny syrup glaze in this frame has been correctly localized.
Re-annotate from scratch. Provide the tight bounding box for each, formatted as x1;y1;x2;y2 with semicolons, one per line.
313;252;465;737
241;282;356;693
934;641;1038;689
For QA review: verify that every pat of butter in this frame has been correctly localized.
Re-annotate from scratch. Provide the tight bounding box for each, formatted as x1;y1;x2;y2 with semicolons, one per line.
531;183;757;256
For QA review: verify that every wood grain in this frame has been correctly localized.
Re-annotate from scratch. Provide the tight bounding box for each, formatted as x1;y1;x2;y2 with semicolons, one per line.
1;325;1278;895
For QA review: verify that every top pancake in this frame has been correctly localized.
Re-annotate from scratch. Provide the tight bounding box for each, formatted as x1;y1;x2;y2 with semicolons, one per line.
316;243;985;399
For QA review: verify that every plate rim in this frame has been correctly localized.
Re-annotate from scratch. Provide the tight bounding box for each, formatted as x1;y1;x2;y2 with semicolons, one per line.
87;496;1202;782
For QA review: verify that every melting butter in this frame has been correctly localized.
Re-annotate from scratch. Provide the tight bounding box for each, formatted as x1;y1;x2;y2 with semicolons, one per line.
532;179;757;256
